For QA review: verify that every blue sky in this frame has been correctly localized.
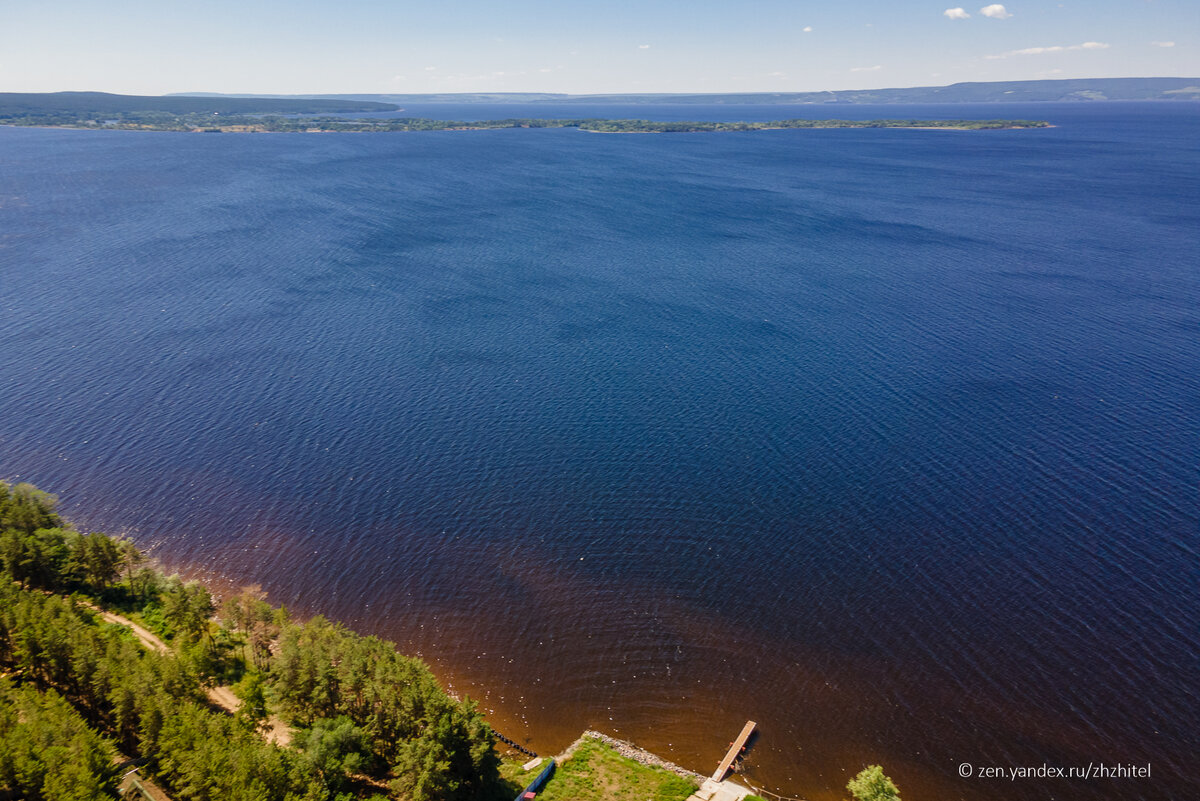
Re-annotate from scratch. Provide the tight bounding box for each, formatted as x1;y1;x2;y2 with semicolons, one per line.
1;0;1196;94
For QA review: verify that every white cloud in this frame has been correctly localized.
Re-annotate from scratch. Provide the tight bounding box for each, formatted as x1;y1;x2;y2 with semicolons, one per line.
638;44;651;49
944;8;971;19
767;71;786;77
986;41;1110;58
980;4;1012;18
995;46;1061;56
424;66;436;71
851;65;882;72
803;26;813;32
1152;41;1176;48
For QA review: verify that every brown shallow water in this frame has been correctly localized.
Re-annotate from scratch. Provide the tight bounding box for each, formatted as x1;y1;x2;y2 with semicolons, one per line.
124;503;1189;801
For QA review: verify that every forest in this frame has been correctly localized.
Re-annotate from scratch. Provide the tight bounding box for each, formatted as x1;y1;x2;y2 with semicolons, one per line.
0;92;397;118
0;92;1049;133
0;480;499;801
0;481;901;801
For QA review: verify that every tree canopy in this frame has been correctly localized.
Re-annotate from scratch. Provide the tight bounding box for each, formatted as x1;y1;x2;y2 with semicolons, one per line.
847;765;901;801
0;479;499;801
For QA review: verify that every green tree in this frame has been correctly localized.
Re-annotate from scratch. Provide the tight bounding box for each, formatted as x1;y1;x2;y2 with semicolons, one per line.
117;536;144;586
161;580;215;642
70;532;123;589
0;527;70;589
390;699;498;801
303;716;370;791
234;671;270;730
0;678;120;801
847;765;900;801
220;585;279;670
129;564;165;605
0;482;62;533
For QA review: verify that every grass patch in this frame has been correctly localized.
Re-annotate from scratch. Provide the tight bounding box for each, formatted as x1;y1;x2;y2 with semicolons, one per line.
534;737;697;801
498;758;537;795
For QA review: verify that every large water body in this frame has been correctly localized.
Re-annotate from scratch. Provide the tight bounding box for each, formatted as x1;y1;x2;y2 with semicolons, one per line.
1;102;1197;800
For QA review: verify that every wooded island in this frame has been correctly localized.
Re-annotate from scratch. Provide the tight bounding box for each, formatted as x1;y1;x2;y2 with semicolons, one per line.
0;92;1048;133
1;112;1050;133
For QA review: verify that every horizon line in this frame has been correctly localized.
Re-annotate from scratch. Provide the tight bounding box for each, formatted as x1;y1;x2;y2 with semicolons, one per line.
8;75;1198;99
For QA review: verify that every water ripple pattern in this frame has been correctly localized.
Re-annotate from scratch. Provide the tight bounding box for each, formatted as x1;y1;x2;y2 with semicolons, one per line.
1;101;1197;801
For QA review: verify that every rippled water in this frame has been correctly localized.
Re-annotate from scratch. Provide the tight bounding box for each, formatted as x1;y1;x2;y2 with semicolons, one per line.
1;102;1197;800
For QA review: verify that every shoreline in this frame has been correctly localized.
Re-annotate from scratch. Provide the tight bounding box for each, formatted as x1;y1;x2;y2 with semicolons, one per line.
561;730;705;782
21;513;716;788
2;118;1054;135
0;473;747;801
64;521;751;795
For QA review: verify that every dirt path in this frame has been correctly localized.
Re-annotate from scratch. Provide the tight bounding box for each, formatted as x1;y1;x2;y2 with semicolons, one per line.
265;715;293;747
114;755;173;801
96;607;291;745
118;765;174;801
98;610;168;654
206;684;241;714
96;610;240;715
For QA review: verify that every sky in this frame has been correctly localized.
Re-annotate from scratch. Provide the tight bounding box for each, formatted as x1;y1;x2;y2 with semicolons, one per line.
1;0;1196;95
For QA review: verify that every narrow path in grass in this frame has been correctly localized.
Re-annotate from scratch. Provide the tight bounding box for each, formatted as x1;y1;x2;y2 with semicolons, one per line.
98;610;168;654
95;605;291;745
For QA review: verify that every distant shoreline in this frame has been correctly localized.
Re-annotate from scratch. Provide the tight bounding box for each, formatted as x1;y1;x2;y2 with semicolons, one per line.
2;117;1053;135
578;122;1056;134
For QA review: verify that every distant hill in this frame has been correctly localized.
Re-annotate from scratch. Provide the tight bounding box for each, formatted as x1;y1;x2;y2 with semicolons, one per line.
167;78;1199;106
552;78;1200;105
0;91;399;116
170;91;570;104
8;80;1196;120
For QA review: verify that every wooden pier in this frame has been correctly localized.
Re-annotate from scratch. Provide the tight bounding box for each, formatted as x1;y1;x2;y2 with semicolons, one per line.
711;720;757;782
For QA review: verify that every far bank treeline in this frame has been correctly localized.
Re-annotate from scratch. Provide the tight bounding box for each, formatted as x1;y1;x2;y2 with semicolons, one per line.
0;481;500;801
0;112;1050;133
0;94;1048;133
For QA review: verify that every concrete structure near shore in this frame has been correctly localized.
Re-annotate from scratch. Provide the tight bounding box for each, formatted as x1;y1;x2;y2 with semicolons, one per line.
553;728;759;801
687;777;756;801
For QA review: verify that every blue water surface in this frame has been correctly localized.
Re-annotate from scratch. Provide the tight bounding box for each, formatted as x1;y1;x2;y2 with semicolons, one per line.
1;101;1197;800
